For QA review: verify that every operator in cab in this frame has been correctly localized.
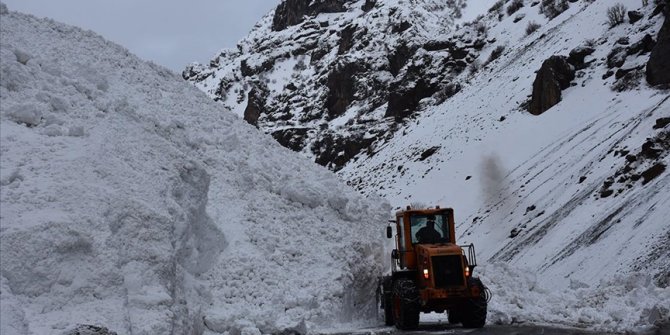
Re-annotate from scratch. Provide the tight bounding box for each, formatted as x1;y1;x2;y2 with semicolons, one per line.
415;215;442;243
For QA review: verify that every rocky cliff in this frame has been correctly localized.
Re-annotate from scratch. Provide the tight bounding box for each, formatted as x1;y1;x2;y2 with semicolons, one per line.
184;0;473;171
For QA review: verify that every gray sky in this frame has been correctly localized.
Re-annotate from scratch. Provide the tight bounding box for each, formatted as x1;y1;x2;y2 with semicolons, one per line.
3;0;280;72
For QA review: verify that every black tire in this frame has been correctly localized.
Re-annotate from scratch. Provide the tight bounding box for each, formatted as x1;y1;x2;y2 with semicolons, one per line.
461;278;488;328
392;278;420;330
448;309;460;324
383;293;394;326
378;276;394;326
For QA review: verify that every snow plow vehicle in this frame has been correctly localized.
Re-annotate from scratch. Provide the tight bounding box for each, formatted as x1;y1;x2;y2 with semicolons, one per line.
378;206;490;329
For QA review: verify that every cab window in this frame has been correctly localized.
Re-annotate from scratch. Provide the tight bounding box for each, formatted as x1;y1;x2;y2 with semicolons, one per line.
410;214;449;244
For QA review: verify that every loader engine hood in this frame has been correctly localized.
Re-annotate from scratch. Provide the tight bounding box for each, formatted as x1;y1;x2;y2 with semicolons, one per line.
415;243;462;257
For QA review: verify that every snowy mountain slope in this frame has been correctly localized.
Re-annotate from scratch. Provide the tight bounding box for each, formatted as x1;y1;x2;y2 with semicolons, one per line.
337;0;670;312
185;0;669;291
181;0;670;331
0;4;389;335
185;0;476;171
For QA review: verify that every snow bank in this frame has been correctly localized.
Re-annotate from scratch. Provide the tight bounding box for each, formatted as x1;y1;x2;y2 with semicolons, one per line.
0;5;389;335
480;263;670;333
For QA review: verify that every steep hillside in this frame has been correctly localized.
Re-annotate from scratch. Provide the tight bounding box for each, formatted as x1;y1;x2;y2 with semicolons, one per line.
187;0;670;331
339;0;670;289
187;0;669;287
0;4;388;335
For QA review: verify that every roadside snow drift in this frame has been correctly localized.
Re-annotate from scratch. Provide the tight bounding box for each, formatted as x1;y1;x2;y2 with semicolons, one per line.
0;4;389;334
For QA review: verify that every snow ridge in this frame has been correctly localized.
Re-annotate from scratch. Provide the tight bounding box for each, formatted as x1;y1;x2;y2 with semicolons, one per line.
0;5;389;335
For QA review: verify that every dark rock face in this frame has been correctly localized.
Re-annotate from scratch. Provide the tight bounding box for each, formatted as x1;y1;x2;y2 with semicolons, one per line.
612;67;644;92
312;132;375;171
528;55;575;115
615;66;641;80
651;2;666;18
567;46;595;69
647;13;670;85
182;65;199;81
385;50;455;121
271;128;310;152
310;46;329;64
244;89;266;126
240;58;276;77
418;146;440;161
641;163;666;184
325;62;363;119
654;117;670;129
338;25;357;54
628;10;643;24
607;47;627;69
388;43;417;77
392;21;412;33
273;0;309;31
272;0;348;31
628;34;656;56
362;0;376;11
423;40;456;51
182;63;213;83
386;79;438;121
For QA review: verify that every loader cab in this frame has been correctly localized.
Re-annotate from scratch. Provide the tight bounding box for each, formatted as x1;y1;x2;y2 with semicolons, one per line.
389;207;456;270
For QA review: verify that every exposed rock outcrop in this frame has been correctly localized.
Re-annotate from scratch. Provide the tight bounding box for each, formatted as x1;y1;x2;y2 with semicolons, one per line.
244;88;266;126
325;62;363;119
528;55;575;115
607;47;627;69
338;24;358;55
647;10;670;86
388;43;417;77
628;34;656;56
312;132;376;171
418;146;440;161
271;128;310;152
362;0;376;11
186;0;475;170
567;46;595;69
272;0;348;31
628;10;643;24
386;78;440;121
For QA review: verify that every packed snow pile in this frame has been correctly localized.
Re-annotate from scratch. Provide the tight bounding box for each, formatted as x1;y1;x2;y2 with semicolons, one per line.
0;4;389;335
479;263;670;332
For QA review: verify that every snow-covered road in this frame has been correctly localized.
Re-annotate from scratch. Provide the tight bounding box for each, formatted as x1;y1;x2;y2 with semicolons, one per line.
322;320;668;335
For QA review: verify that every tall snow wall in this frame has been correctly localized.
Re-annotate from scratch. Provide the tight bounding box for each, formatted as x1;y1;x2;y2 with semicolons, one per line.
0;4;389;334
